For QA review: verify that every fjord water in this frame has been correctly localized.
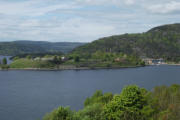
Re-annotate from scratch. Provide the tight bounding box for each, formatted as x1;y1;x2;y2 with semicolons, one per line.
0;65;180;120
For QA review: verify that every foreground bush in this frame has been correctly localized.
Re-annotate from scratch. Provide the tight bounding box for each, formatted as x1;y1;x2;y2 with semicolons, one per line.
43;84;180;120
43;107;74;120
103;85;152;120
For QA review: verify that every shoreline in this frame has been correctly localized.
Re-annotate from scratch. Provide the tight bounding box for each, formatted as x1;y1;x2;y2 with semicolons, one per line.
166;63;180;66
148;63;180;66
0;65;143;71
1;63;180;71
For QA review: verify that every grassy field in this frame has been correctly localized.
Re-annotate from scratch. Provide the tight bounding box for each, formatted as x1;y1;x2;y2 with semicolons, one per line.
10;59;56;69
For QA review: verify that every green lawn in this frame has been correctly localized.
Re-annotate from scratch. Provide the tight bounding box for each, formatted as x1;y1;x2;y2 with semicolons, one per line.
10;59;56;69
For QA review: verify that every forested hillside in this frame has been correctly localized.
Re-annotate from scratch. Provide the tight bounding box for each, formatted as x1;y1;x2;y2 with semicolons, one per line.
73;23;180;62
0;41;85;55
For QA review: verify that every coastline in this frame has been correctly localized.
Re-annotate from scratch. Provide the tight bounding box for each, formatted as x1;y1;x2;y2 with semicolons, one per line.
166;63;180;66
148;63;180;66
0;65;143;71
1;63;180;71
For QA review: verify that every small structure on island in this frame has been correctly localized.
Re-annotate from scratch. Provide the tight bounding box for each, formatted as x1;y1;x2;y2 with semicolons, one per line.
142;58;165;65
114;58;121;62
114;58;126;62
41;57;54;61
34;57;41;61
142;58;153;65
34;57;54;61
152;58;165;65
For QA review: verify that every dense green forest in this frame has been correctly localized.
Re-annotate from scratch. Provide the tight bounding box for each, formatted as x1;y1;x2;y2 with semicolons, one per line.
43;84;180;120
0;41;85;55
73;23;180;62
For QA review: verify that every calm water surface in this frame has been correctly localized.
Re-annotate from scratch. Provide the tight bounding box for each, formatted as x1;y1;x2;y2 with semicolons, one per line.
0;65;180;120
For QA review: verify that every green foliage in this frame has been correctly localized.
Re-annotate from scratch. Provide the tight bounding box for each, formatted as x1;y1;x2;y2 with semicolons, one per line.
11;53;63;60
52;56;62;64
2;58;7;65
65;52;143;68
0;64;9;69
84;90;113;107
43;107;74;120
103;85;150;120
26;55;32;59
74;56;80;62
150;84;180;120
76;103;104;120
79;90;113;120
43;84;180;120
10;59;56;69
13;56;20;61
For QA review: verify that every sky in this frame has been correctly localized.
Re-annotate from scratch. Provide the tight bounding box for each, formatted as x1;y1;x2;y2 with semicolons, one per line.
0;0;180;42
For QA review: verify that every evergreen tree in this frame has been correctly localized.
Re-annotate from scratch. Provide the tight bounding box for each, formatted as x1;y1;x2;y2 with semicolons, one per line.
2;58;7;65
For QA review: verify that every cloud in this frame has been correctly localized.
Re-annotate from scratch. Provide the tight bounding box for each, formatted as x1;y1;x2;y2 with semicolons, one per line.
0;17;118;42
0;0;78;16
0;0;180;42
76;0;136;6
147;1;180;14
124;0;135;5
0;0;140;42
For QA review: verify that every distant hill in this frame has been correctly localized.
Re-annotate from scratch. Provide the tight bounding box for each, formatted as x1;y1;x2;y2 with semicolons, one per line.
73;23;180;62
0;41;85;56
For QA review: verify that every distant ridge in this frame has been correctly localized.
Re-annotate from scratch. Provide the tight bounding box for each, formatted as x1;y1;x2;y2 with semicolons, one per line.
73;23;180;62
0;41;85;56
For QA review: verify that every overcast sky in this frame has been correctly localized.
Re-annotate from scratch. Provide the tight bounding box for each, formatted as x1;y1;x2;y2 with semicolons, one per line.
0;0;180;42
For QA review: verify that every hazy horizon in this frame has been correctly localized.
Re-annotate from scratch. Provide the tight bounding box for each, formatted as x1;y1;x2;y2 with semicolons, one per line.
0;40;88;43
0;0;180;42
